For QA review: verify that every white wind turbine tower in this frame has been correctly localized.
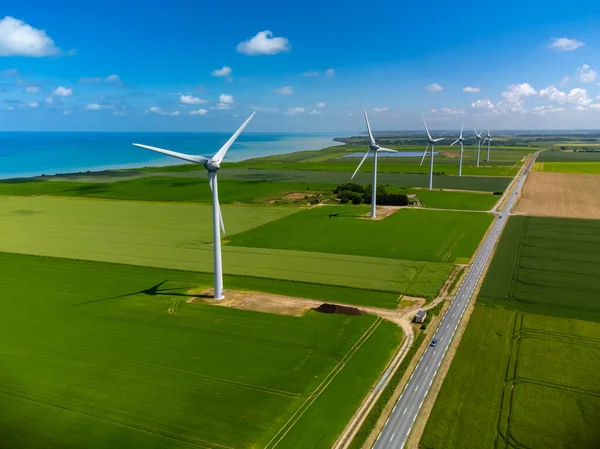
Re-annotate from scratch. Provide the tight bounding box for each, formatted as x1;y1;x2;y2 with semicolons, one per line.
350;109;397;218
132;112;256;299
483;129;492;161
450;122;465;177
419;118;444;190
474;130;484;167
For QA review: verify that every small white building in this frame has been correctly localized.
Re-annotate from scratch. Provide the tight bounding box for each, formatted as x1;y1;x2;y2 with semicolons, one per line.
414;310;427;324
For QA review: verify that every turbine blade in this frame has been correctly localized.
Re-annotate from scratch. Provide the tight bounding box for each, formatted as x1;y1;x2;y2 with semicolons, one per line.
363;109;376;146
482;138;488;145
212;112;256;164
420;144;430;166
434;137;444;142
208;172;226;234
132;143;208;165
450;139;459;147
351;149;371;179
422;118;433;141
460;122;464;139
377;147;397;153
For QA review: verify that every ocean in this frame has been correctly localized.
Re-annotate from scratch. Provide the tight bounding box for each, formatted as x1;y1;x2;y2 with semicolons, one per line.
0;132;344;180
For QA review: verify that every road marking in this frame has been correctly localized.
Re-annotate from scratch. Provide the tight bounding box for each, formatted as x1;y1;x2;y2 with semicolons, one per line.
415;385;419;392
433;350;436;355
385;417;389;425
446;324;450;328
403;407;408;415
424;366;428;373
390;433;395;442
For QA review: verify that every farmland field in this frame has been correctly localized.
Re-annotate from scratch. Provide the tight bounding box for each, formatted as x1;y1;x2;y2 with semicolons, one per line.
228;206;493;263
0;196;451;300
534;161;600;174
421;215;600;449
513;172;600;219
404;188;499;211
0;252;401;449
537;151;600;162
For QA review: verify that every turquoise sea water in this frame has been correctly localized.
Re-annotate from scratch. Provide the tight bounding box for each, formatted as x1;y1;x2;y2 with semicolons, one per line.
0;132;343;179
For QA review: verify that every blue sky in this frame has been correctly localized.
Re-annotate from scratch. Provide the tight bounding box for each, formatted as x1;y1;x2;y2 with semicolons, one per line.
1;0;600;132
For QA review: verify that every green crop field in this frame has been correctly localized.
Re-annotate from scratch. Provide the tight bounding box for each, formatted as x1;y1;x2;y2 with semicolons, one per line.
229;206;492;263
0;196;451;300
478;215;600;322
421;307;600;449
534;161;600;174
0;177;336;204
422;215;600;449
403;188;499;211
537;151;600;162
0;252;402;449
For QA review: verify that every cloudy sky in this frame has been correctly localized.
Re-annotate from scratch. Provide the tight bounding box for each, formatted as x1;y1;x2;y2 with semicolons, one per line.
1;0;600;132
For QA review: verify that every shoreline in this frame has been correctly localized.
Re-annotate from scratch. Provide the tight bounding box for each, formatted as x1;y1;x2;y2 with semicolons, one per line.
0;135;345;181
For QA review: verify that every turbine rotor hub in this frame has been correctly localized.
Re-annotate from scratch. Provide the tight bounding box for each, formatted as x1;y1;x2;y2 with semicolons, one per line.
205;160;221;172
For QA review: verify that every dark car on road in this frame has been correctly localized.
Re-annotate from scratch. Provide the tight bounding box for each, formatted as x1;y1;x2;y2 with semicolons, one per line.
430;338;437;347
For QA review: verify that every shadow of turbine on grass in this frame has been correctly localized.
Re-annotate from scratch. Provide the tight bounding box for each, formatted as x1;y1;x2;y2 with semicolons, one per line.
67;280;207;307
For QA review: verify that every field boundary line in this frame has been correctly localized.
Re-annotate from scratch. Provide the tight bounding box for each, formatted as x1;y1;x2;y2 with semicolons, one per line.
265;318;383;449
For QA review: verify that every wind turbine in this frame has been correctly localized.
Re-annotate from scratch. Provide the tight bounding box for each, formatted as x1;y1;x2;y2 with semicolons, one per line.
483;129;492;161
420;118;444;190
132;112;256;299
474;130;484;167
350;109;397;218
450;122;465;177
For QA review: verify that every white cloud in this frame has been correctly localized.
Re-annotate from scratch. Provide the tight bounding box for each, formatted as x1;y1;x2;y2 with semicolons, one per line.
316;102;325;108
302;71;319;76
85;103;106;110
277;85;293;94
28;101;38;108
560;76;570;86
309;109;322;115
215;103;231;110
548;37;584;52
105;74;120;83
148;106;180;116
180;94;208;104
578;64;598;83
212;66;232;77
236;30;290;55
574;105;586;111
566;87;592;106
539;85;567;103
45;96;53;104
441;107;464;115
426;83;444;92
284;107;305;115
532;105;565;116
63;109;72;116
325;68;335;77
430;108;437;113
372;107;389;112
589;104;600;110
219;93;234;104
496;101;526;113
501;83;536;103
0;16;61;56
52;86;73;97
25;85;40;93
462;86;480;93
471;99;495;109
189;108;208;115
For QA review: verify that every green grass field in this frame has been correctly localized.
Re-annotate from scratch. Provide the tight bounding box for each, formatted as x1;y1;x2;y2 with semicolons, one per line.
534;161;600;174
422;215;600;449
0;251;401;449
0;196;451;300
403;188;499;210
228;206;493;263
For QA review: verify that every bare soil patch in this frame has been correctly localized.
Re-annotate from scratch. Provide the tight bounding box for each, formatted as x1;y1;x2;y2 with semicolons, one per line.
283;192;310;200
361;206;401;220
514;172;600;219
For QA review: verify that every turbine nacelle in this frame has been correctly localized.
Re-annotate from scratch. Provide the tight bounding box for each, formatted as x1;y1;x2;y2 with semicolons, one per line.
205;160;221;172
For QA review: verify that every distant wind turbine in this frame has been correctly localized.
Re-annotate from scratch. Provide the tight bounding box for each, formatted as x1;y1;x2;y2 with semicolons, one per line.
450;122;465;177
420;118;444;190
483;129;492;161
132;112;256;299
474;130;484;167
351;109;397;218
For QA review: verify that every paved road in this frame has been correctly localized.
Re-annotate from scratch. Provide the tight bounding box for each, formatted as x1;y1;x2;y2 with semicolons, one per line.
373;152;538;449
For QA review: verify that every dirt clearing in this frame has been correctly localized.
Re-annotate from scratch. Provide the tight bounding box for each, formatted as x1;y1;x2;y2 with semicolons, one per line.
514;171;600;219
